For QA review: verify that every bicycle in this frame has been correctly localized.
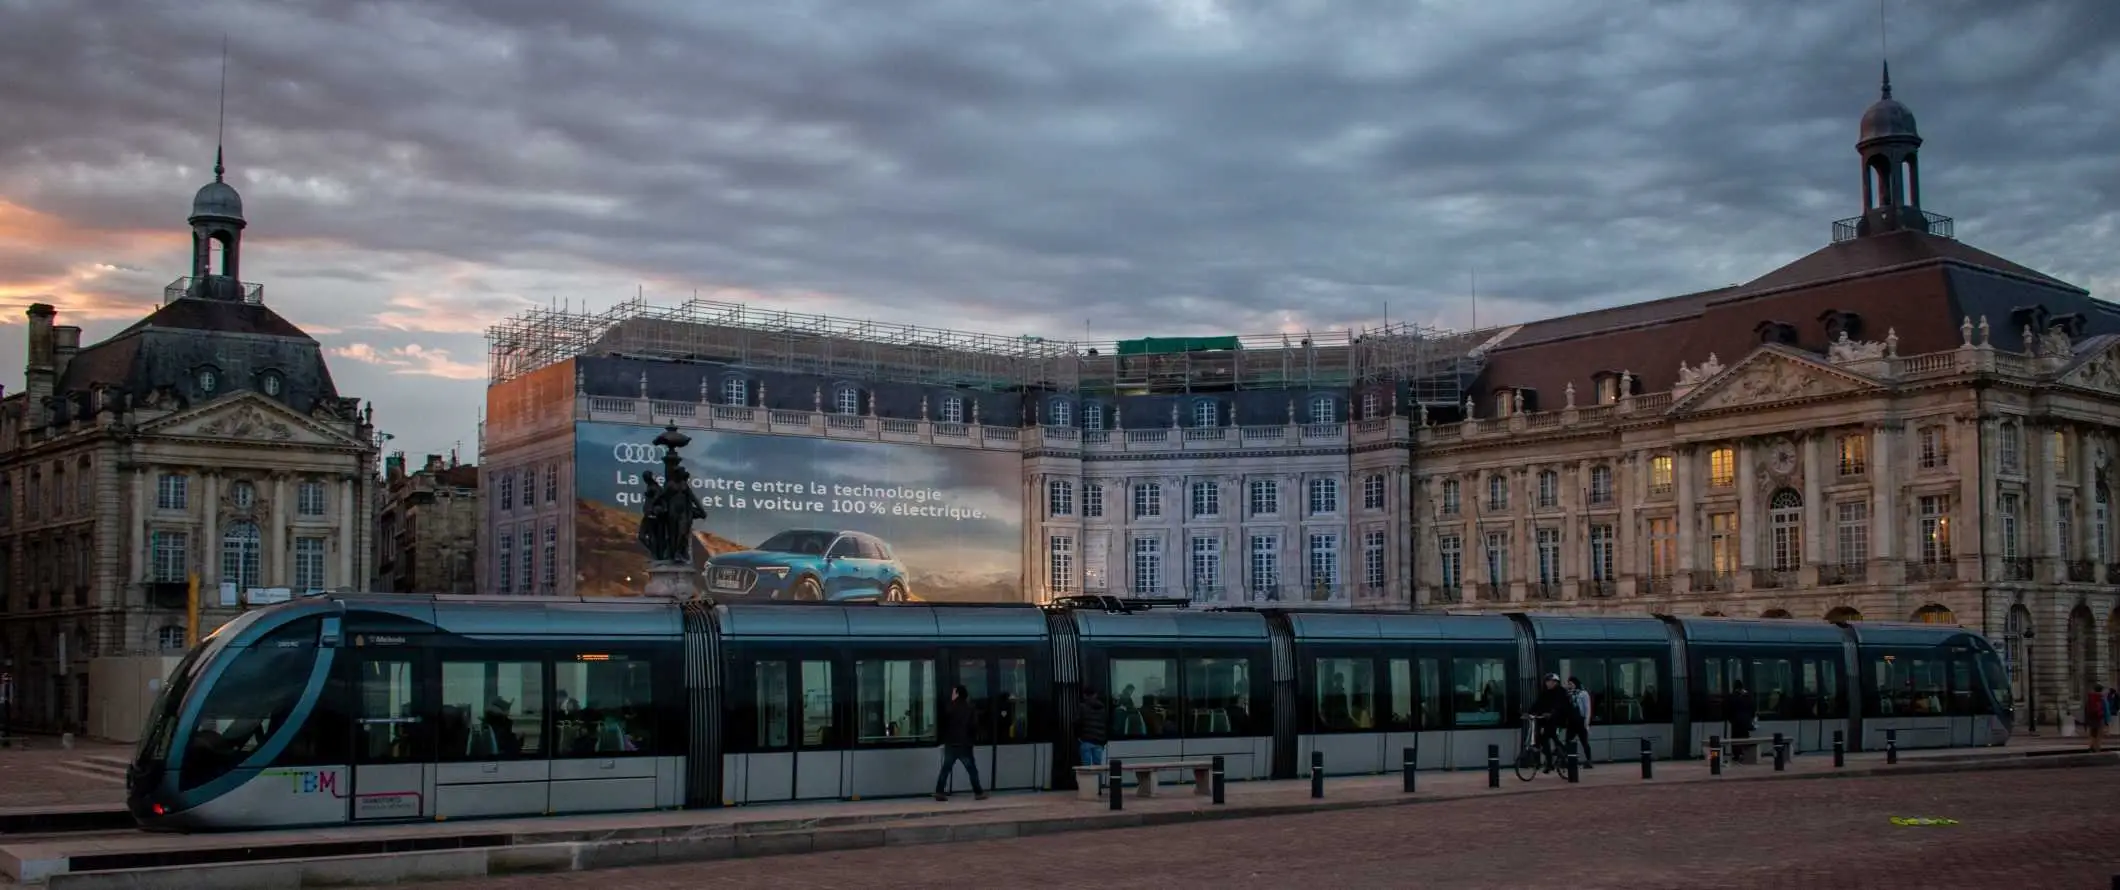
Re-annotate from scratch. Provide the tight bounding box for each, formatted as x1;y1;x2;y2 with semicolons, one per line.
1513;714;1563;782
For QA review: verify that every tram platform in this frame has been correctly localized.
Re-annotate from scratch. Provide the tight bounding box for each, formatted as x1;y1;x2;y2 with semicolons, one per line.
8;740;2107;889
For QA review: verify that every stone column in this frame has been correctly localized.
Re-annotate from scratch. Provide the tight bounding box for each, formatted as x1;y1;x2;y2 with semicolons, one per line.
201;473;220;586
1801;433;1825;566
1871;423;1898;580
131;468;149;582
1737;439;1759;571
2076;427;2096;558
1572;460;1591;584
2036;424;2062;582
270;475;289;587
1965;417;1994;582
1675;446;1697;573
339;477;356;589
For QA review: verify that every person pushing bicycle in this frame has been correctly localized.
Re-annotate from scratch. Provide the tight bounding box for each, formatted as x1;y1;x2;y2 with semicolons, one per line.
1526;673;1572;773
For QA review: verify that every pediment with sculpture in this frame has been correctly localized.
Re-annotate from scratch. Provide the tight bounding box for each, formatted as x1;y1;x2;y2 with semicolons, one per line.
1672;346;1880;414
2057;337;2120;396
140;393;363;448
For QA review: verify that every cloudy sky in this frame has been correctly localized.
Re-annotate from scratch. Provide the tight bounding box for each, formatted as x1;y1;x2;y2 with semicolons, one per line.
1;0;2115;458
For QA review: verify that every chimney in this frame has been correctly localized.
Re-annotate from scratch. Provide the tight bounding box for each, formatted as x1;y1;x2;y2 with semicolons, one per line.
52;325;80;381
24;304;56;425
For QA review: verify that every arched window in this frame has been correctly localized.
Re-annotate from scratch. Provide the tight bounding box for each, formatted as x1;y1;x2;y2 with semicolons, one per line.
1912;604;1956;624
1192;400;1218;428
221;521;262;591
1309;395;1334;424
1768;488;1802;571
1824;606;1863;623
721;377;748;406
157;626;186;651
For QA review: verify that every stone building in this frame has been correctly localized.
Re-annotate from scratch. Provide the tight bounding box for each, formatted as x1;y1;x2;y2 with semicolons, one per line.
375;452;480;595
1412;67;2120;728
0;152;377;732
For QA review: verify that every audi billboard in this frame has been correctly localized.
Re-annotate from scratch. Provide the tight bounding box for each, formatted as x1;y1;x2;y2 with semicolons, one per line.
573;421;1024;602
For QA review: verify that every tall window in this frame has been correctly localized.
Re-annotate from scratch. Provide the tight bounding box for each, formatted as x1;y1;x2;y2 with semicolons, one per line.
1048;479;1074;517
1838;434;1868;476
1589;524;1614;581
1918;496;1952;563
297;480;326;516
1249;479;1279;516
1308;533;1340;590
1918;425;1948;469
2097;489;2111;565
1362;530;1386;588
156;472;188;510
1309;395;1334;424
1192;401;1218;427
498;471;514;511
2055;431;2071;476
1486;474;1508;511
1084;403;1105;430
520;529;535;593
1048;535;1075;592
150;530;188;582
542;524;557;588
1647;517;1675;578
1438;535;1462;588
721;377;747;406
220;521;261;591
1588;466;1614;505
1308;477;1339;515
1132;536;1162;592
1649;455;1674;496
1999;423;2021;473
498;531;513;593
1440;479;1461;515
293;537;326;591
1836;501;1869;568
1363;474;1387;510
1483;531;1509;585
1708;447;1735;488
1191;481;1220;518
1708;513;1737;576
1361;392;1378;420
544;465;557;503
1191;536;1221;592
1536;470;1559;509
1536;528;1562;584
835;387;861;415
1132;482;1162;519
1999;494;2021;559
1249;535;1280;595
2058;497;2076;562
1768;489;1802;572
1082;483;1104;519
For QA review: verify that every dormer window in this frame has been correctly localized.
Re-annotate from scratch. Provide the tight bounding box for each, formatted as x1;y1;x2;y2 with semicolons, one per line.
1590;374;1620;405
1050;400;1072;427
834;387;860;415
1361;392;1378;420
260;372;283;397
1085;403;1105;431
197;368;219;394
940;397;965;424
1494;391;1514;417
1309;395;1334;424
721;377;748;406
1192;400;1218;428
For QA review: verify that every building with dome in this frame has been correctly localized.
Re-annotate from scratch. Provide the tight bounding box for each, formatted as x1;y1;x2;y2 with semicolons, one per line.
0;150;378;736
1412;65;2120;731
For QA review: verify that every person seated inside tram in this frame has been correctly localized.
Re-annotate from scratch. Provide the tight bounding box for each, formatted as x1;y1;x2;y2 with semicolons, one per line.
480;697;521;756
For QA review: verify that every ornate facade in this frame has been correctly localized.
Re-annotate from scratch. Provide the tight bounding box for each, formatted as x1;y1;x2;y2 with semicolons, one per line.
1414;67;2120;729
0;154;377;732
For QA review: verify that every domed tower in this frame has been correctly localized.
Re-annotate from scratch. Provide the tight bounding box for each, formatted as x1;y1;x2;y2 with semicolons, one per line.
1853;61;1930;237
186;147;249;300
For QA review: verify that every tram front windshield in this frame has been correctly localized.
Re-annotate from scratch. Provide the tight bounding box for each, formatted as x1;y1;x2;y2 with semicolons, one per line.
134;616;323;794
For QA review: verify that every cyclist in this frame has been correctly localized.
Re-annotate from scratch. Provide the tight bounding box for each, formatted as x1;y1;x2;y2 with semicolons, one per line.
1527;673;1572;773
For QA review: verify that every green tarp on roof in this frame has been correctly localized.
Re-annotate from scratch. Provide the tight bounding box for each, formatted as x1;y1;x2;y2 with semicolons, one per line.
1115;336;1242;355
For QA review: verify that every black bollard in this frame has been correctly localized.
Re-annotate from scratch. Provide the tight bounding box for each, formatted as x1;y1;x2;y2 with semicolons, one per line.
1211;754;1226;805
1564;751;1580;784
1774;738;1787;772
1639;737;1654;780
1887;729;1898;764
1402;746;1417;793
1487;744;1501;788
1709;734;1723;776
1109;759;1123;811
1833;729;1845;768
1310;750;1324;799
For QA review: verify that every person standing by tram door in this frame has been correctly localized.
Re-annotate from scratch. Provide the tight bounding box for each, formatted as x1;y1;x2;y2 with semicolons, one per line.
1564;676;1593;769
934;684;988;802
1727;680;1757;763
1076;684;1109;793
2083;683;2108;753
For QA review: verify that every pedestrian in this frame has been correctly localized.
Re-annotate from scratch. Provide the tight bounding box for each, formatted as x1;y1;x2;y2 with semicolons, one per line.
1564;676;1593;768
1077;683;1109;768
2084;683;2108;753
1728;680;1756;746
934;684;987;801
2104;685;2116;730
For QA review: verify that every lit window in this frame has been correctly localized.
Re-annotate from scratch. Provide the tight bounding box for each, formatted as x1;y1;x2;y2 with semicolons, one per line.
1708;448;1735;488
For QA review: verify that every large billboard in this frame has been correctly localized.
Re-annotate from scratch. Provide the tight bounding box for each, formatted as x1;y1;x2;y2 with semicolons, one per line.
573;421;1023;602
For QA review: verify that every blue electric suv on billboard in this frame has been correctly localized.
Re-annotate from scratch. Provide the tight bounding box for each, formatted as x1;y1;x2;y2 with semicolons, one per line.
704;529;914;602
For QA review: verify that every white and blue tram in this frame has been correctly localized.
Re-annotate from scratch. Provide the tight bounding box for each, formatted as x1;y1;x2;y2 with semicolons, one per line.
126;594;2012;831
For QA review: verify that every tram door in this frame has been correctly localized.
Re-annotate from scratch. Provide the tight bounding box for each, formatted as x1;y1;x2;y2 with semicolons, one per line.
347;655;432;822
954;656;1039;792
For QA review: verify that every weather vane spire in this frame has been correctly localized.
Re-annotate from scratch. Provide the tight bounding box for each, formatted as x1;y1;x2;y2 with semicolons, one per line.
214;35;228;181
1877;0;1893;99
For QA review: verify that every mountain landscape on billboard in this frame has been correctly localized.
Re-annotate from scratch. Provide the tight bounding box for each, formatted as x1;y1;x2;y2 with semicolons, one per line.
575;500;746;596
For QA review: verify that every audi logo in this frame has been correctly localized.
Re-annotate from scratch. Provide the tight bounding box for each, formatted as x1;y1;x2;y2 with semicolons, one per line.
612;443;665;464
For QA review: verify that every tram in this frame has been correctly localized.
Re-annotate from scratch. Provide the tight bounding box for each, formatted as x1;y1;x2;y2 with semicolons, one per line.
126;594;2012;831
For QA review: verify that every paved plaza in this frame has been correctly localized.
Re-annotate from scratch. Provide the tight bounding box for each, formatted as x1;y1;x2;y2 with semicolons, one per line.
408;766;2120;890
0;741;128;810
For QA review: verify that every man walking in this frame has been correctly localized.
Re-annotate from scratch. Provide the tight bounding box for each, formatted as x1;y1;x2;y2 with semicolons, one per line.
1077;683;1109;793
935;684;988;801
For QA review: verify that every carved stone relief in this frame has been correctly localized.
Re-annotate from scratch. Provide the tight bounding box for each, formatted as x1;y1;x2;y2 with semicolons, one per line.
198;404;293;440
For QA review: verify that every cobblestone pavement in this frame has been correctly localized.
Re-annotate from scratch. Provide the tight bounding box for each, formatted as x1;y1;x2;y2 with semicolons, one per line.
421;766;2120;890
0;739;132;808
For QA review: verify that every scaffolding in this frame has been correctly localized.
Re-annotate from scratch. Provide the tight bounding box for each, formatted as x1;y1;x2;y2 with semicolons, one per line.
486;295;1489;404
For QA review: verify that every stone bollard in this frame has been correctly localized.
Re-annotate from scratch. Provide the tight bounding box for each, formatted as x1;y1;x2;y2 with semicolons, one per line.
1109;759;1123;811
1402;746;1417;793
1833;729;1846;768
1886;729;1898;765
1211;755;1226;805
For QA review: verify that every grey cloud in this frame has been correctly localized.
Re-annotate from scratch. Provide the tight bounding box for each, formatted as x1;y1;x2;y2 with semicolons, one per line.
1;0;2117;458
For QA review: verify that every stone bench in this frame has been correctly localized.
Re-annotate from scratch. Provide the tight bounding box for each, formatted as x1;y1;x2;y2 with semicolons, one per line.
1708;736;1775;765
1070;760;1217;800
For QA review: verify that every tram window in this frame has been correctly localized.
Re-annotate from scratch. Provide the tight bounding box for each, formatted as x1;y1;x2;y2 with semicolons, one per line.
959;659;993;745
355;660;420;763
439;660;544;760
1552;658;1607;724
1452;657;1507;727
1701;658;1744;721
553;654;656;756
1000;659;1029;742
1751;658;1796;720
1949;658;1976;715
1186;657;1251;736
1314;658;1374;732
1417;658;1443;730
1606;658;1660;724
801;661;835;747
1908;658;1947;715
755;661;791;749
1811;658;1843;718
856;659;934;743
1110;658;1178;739
177;636;321;791
1386;659;1414;731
